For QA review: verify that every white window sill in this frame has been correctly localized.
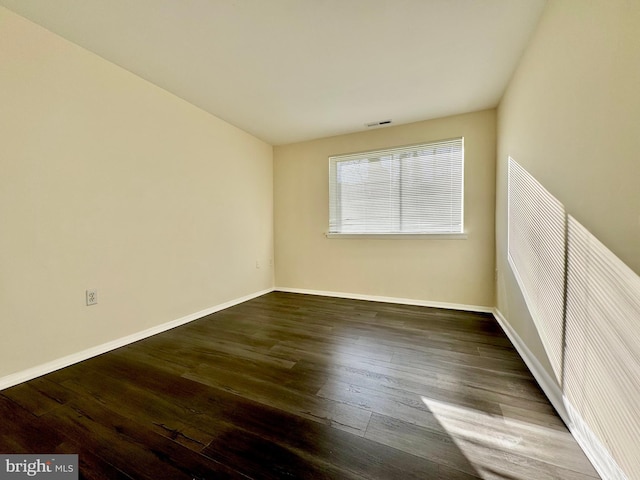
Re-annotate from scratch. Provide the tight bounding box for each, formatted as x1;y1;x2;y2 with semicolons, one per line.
325;232;468;240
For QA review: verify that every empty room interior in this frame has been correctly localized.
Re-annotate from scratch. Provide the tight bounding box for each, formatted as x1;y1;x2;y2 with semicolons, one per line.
1;1;638;479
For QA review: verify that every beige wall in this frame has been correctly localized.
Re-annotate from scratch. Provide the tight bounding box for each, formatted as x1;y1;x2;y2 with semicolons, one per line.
496;0;640;377
497;2;640;476
275;110;496;308
0;8;273;379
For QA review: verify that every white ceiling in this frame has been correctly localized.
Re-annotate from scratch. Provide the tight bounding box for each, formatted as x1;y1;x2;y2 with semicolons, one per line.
0;0;546;145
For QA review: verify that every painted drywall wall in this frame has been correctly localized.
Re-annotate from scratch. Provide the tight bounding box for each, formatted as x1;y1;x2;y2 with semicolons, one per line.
497;1;640;477
0;8;273;379
497;0;640;380
274;110;496;308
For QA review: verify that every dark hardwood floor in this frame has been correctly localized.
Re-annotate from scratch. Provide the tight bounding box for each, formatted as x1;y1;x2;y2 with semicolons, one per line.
0;292;599;479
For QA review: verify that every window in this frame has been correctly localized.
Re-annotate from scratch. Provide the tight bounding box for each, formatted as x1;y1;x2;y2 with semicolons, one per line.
328;138;464;235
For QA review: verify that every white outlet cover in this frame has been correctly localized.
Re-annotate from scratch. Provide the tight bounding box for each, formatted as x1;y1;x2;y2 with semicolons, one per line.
86;289;98;306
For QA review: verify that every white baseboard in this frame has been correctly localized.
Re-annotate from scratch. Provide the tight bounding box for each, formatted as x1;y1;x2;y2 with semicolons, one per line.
565;401;628;480
492;308;569;423
0;288;274;391
493;308;627;480
275;287;493;313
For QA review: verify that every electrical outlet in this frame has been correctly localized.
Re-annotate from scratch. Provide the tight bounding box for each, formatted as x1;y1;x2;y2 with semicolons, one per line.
256;260;261;269
86;289;98;306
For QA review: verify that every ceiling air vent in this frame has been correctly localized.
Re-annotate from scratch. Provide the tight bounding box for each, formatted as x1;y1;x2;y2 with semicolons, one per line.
365;119;392;128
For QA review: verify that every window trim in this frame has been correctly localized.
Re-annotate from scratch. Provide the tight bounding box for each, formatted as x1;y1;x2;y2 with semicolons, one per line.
325;232;468;240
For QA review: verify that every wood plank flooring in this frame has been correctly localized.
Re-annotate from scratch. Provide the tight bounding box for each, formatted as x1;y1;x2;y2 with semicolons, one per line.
0;292;599;479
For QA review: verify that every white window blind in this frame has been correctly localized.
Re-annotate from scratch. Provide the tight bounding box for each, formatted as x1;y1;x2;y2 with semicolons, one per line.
328;138;464;234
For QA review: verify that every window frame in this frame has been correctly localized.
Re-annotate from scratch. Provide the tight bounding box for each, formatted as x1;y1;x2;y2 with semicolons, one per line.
327;137;465;238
